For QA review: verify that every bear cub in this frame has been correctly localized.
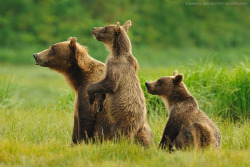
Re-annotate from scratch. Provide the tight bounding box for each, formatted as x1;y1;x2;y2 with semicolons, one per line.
88;20;153;146
145;70;221;151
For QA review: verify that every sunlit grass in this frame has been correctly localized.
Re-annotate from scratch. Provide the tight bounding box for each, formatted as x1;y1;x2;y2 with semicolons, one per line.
0;75;18;109
0;110;249;166
0;61;249;166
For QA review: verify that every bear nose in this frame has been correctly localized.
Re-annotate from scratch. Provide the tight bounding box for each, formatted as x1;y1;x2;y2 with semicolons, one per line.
33;53;38;59
92;27;96;31
145;82;150;87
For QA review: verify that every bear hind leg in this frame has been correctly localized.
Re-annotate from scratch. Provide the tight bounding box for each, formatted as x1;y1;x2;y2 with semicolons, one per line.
175;123;214;150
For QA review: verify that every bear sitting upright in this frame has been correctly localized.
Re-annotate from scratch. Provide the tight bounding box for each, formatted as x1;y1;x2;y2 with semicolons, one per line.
145;70;221;151
33;37;112;144
88;21;153;146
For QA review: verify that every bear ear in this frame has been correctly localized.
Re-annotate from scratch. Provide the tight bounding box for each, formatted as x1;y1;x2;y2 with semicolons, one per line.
123;20;132;32
67;37;72;41
114;22;121;34
174;74;183;84
68;37;77;51
173;70;178;76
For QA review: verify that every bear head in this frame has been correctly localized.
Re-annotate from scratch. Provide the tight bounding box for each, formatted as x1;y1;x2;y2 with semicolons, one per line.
33;37;86;72
91;20;132;53
145;70;186;98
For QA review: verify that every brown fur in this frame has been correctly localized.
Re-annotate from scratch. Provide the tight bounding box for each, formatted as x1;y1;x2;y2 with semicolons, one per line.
88;21;153;146
33;37;113;144
145;70;221;151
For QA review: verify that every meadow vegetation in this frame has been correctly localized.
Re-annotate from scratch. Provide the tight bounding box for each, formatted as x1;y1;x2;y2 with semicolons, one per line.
0;60;249;166
0;0;249;166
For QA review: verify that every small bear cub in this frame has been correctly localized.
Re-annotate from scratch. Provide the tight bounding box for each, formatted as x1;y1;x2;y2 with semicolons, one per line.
145;70;221;151
88;20;153;146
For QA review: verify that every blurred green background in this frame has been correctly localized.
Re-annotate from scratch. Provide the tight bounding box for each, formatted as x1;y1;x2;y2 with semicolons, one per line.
0;0;249;66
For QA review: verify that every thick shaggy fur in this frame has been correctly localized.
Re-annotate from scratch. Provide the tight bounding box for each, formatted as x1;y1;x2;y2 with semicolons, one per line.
145;70;221;151
33;37;113;144
88;21;153;146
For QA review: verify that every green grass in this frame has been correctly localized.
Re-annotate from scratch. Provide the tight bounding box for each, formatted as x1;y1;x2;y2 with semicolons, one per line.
0;75;17;108
0;60;249;166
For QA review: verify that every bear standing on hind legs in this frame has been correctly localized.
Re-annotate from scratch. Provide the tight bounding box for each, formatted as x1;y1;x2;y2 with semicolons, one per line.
145;70;221;151
88;20;153;146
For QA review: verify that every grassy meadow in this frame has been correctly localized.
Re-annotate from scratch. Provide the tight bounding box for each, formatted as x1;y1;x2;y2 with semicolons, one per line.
0;49;249;166
1;0;250;166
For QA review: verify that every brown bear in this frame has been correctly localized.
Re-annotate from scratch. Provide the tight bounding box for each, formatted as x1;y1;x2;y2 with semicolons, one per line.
87;21;153;146
145;70;221;151
33;37;113;144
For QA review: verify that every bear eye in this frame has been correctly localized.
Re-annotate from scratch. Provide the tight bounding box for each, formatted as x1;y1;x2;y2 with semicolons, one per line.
156;80;162;86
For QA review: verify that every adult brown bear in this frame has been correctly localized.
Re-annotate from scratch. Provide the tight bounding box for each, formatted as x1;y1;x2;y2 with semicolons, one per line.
33;37;112;144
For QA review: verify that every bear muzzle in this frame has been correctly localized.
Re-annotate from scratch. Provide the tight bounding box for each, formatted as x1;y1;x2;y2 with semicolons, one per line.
33;53;39;65
145;82;156;95
145;82;152;93
33;53;44;66
33;53;38;59
91;29;97;36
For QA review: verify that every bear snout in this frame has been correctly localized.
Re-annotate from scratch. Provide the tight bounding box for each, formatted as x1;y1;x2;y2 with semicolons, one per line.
91;27;97;34
145;82;154;94
91;29;97;37
145;82;150;88
33;53;38;59
33;53;42;65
